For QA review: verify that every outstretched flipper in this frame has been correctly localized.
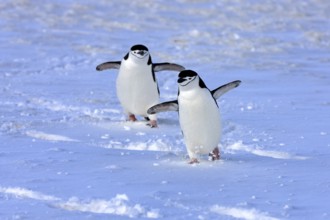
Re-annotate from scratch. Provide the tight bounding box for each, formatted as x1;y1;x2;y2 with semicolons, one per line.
153;63;185;72
96;61;121;71
211;80;241;100
147;100;179;115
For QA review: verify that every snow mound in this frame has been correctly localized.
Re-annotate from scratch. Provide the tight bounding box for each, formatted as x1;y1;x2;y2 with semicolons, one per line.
0;186;159;219
211;205;279;220
126;139;172;152
0;186;60;202
57;194;160;218
25;130;79;142
225;141;308;160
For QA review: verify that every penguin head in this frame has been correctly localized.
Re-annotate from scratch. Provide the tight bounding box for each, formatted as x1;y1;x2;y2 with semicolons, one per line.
129;44;150;60
178;70;206;91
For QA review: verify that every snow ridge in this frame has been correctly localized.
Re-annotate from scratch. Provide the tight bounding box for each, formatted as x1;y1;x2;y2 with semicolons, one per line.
225;141;308;160
0;186;60;202
25;130;79;142
0;186;159;218
211;205;279;220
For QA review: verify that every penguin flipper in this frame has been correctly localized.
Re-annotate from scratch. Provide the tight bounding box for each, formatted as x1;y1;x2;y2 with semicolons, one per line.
153;63;185;72
96;61;121;71
147;100;179;114
211;80;241;100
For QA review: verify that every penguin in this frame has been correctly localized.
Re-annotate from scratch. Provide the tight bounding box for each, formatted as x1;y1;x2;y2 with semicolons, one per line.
147;70;241;163
96;44;185;127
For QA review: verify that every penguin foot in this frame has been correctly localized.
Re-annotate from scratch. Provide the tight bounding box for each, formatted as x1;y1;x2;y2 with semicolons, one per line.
188;158;199;164
147;120;158;128
208;147;220;161
128;114;137;122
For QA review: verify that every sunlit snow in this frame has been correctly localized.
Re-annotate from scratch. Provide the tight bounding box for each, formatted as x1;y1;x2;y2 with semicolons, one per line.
1;0;330;219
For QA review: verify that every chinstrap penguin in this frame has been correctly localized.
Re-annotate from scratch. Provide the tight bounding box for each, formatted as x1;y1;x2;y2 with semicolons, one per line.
148;70;241;163
96;44;185;127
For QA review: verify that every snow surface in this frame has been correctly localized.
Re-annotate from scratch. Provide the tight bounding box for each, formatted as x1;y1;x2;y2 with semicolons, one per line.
1;0;330;219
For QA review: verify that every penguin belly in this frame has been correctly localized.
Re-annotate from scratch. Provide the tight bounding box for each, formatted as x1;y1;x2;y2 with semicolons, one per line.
179;91;221;158
116;64;159;117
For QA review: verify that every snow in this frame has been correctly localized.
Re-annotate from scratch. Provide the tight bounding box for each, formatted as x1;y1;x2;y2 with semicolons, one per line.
0;187;159;218
25;130;79;142
1;0;330;219
210;205;279;220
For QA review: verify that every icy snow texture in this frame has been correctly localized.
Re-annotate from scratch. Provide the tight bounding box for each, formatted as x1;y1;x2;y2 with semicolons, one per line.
210;205;279;220
0;187;159;218
1;0;330;219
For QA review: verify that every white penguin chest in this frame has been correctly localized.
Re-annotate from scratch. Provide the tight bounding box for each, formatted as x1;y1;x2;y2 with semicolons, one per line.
178;89;221;153
116;61;159;115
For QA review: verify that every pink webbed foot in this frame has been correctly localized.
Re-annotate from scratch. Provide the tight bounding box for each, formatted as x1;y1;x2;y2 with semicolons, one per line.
147;120;158;128
188;158;199;164
128;114;137;122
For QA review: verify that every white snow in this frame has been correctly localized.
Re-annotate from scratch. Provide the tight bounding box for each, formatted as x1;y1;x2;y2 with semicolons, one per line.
1;0;330;219
225;141;308;160
0;187;60;202
25;130;79;142
210;205;279;220
0;187;159;218
56;194;160;218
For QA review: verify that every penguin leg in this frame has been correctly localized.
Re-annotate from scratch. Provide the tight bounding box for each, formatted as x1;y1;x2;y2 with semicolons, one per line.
208;147;220;161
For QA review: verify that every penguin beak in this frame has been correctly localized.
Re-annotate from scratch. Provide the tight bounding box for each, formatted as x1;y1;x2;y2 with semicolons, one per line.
137;50;145;56
177;78;186;83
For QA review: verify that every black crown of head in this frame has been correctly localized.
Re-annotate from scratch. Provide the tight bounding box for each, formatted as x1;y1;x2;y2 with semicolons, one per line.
178;70;198;78
131;44;148;51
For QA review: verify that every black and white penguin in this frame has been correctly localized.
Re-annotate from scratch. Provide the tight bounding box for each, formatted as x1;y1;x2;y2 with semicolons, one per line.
96;44;184;127
148;70;241;163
